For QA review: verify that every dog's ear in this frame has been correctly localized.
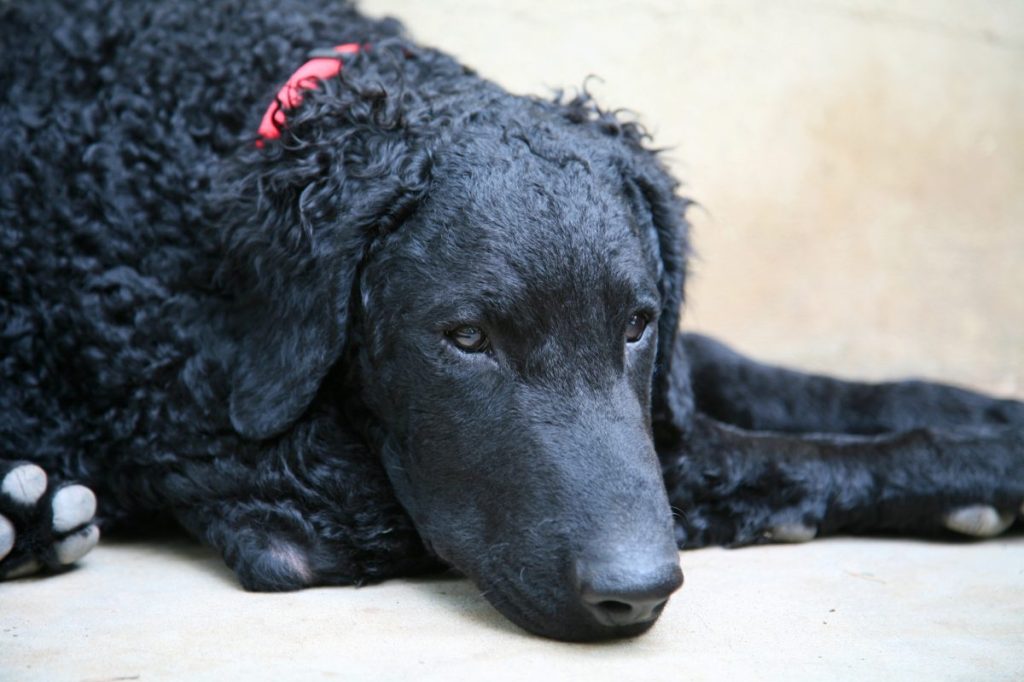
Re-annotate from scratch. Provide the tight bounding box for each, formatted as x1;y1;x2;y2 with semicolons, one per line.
218;46;435;440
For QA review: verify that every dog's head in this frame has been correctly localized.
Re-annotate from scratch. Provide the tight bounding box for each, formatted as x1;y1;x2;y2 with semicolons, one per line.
223;44;690;641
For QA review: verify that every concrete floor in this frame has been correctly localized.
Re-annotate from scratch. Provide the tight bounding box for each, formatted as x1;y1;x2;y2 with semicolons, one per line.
3;535;1023;680
3;1;1023;680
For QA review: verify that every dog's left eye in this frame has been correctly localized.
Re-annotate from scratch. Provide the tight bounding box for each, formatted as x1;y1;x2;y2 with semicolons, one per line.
447;325;490;353
625;313;648;343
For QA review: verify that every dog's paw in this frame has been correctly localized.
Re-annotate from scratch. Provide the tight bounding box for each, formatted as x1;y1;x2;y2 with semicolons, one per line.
943;504;1017;538
0;462;100;578
672;500;823;549
233;536;315;592
762;521;817;543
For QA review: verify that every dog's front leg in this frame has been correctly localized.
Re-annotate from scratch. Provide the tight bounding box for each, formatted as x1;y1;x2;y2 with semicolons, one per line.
662;414;1024;548
168;414;432;591
682;333;1024;434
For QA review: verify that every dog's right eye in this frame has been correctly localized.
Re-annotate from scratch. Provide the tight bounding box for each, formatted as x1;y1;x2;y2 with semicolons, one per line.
447;325;490;353
625;312;649;343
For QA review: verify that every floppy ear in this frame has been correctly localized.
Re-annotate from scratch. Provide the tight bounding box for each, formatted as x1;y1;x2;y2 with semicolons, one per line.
218;45;435;440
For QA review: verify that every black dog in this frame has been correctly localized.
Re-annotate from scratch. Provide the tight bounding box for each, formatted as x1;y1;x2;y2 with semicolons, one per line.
1;0;1022;642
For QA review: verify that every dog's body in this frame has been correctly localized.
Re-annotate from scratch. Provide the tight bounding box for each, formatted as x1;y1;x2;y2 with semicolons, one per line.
2;0;1022;641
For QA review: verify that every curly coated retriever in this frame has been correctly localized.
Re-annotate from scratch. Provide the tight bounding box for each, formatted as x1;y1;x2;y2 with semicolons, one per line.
2;0;1022;641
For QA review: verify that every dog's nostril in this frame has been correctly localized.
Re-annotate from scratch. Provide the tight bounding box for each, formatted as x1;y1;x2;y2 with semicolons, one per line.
578;562;682;628
583;590;674;627
597;599;634;616
592;597;671;624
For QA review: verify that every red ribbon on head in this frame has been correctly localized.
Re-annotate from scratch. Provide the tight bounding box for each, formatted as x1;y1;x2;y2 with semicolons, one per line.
257;43;361;144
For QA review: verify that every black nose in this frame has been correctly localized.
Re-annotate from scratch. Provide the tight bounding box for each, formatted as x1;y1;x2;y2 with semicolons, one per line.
577;560;684;628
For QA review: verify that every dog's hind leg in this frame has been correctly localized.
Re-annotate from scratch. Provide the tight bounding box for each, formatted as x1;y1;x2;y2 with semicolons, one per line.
0;460;100;579
176;498;330;591
662;415;1024;548
163;414;434;591
682;333;1024;434
174;488;434;592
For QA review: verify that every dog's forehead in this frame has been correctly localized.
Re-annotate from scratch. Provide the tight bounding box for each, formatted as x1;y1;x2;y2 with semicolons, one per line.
416;126;654;285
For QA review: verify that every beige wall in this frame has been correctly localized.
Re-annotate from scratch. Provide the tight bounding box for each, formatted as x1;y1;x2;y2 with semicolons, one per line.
361;0;1024;397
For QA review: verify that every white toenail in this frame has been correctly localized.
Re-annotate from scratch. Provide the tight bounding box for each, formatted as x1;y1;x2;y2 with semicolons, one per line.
0;515;14;559
768;522;817;543
55;524;100;565
943;505;1014;538
2;464;47;505
5;558;41;579
52;485;97;533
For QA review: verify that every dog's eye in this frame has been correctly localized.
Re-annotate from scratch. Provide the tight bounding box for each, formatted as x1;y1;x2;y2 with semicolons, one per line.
625;313;648;343
448;325;490;353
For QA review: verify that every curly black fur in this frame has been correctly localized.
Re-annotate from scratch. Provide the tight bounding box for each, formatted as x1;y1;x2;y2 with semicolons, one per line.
2;0;1022;642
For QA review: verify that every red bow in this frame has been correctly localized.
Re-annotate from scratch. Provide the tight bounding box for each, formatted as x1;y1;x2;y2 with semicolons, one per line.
257;43;361;144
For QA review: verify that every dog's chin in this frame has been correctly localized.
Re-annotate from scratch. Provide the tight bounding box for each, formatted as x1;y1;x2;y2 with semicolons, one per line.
476;574;664;642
